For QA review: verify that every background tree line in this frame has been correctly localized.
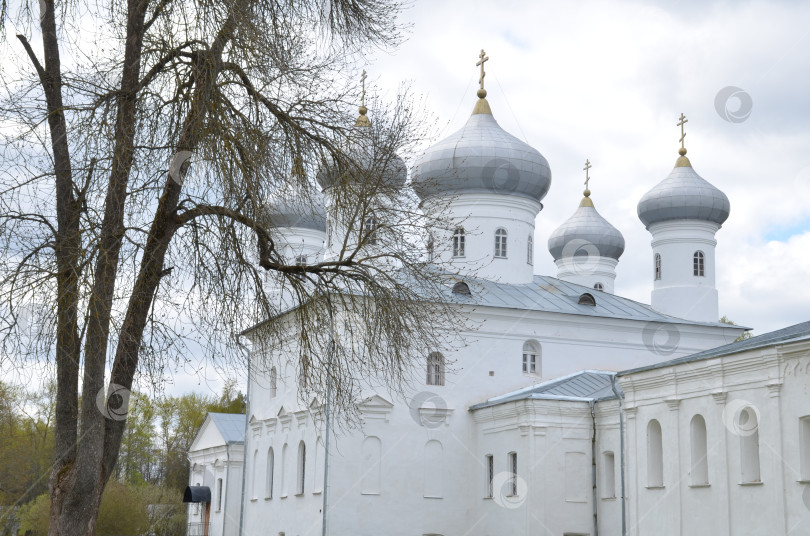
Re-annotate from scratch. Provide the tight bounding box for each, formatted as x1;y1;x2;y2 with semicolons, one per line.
0;380;244;535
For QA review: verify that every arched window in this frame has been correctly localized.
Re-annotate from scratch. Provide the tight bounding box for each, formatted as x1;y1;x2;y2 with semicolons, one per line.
507;451;518;496
296;441;306;494
594;282;604;291
527;235;534;265
251;449;259;498
452;228;465;257
647;419;664;487
426;352;445;386
361;436;382;494
693;251;705;276
266;447;275;498
362;216;378;245
522;340;540;375
654;253;662;280
690;415;709;485
269;367;277;399
424;440;444;498
740;407;761;483
494;228;508;258
280;443;288;497
216;478;223;511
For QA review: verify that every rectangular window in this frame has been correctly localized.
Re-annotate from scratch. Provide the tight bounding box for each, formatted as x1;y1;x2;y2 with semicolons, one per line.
522;353;536;373
485;455;494;498
507;452;518;496
602;451;616;498
453;231;465;257
801;417;810;480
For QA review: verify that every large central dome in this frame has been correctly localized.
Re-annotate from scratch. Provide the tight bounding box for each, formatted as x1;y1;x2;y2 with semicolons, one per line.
411;95;551;203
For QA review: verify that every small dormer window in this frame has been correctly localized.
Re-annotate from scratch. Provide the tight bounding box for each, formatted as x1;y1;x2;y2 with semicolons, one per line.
594;282;603;291
494;228;508;258
578;293;596;306
452;281;471;296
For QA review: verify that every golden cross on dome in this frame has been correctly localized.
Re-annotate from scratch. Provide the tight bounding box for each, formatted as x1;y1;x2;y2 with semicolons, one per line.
583;158;592;190
476;49;489;90
360;70;367;107
677;112;688;150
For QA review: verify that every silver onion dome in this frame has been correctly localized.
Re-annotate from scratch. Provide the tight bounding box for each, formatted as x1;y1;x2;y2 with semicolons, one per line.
265;189;327;232
316;106;407;192
411;91;551;203
548;194;625;261
637;152;730;228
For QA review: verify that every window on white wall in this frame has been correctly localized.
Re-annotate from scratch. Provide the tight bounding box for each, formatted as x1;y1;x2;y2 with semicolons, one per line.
522;340;540;375
266;448;274;499
280;443;287;497
485;454;494;498
693;250;705;276
527;235;534;265
362;216;378;245
297;441;306;494
361;436;382;494
494;228;508;258
654;253;662;280
424;440;443;498
740;407;761;483
801;416;810;481
452;228;465;257
269;367;277;399
602;451;615;498
427;235;434;262
690;415;709;485
507;452;518;496
252;450;259;499
594;282;604;291
216;478;223;511
426;352;445;386
647;419;664;487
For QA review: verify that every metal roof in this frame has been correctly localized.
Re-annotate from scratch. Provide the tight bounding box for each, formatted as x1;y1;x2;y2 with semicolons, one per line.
470;370;621;410
440;274;737;328
208;412;245;444
548;199;626;261
618;320;810;376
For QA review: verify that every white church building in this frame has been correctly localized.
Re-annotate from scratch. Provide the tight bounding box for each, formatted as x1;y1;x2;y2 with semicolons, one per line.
185;60;810;536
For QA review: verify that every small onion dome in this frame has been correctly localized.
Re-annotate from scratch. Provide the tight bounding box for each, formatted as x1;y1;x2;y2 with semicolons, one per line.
411;89;551;203
316;107;407;192
637;150;730;228
265;189;327;232
548;192;625;261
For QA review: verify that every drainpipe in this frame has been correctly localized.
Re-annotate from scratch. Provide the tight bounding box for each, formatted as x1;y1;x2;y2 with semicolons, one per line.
610;375;627;536
590;400;598;536
236;337;252;536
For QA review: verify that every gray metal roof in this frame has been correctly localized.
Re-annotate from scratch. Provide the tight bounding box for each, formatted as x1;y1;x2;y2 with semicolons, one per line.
637;158;730;228
439;273;735;327
266;190;327;232
548;198;625;261
618;320;810;376
316;128;407;191
208;412;245;444
470;370;621;409
411;105;551;203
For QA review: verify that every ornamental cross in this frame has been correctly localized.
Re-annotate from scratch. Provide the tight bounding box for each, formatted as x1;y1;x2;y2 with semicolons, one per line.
677;112;688;149
583;158;592;189
476;49;489;90
360;70;367;107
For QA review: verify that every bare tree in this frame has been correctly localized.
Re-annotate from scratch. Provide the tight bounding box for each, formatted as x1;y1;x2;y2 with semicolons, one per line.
0;0;465;534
